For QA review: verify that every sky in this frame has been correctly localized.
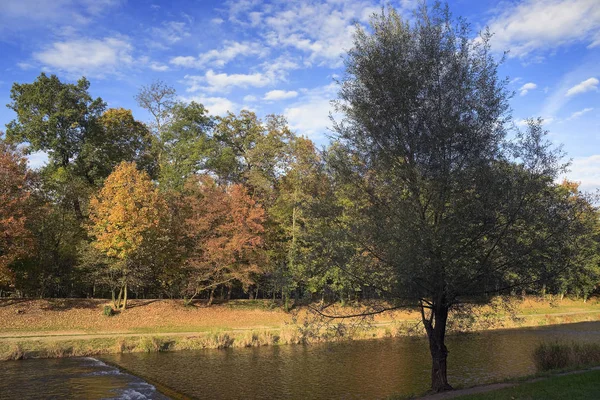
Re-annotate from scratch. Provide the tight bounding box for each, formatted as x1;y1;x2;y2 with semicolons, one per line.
0;0;599;190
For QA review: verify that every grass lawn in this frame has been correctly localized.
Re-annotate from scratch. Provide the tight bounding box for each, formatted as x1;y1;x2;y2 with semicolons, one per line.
455;370;600;400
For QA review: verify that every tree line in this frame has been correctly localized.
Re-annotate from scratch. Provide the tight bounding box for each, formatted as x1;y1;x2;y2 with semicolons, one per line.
1;70;598;309
0;74;337;308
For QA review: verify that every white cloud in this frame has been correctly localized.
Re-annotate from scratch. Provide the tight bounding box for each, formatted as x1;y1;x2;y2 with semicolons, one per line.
566;77;599;97
151;20;191;47
284;83;339;143
226;0;416;68
179;95;237;116
0;0;120;32
566;107;594;120
263;90;298;101
183;70;274;93
486;0;600;58
149;62;169;72
519;82;537;96
516;117;555;127
33;36;133;77
17;62;34;70
564;155;600;192
243;95;258;102
211;17;224;24
170;40;267;69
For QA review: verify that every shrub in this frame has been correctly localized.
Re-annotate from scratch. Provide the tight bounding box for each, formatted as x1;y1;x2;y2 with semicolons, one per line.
533;341;600;371
103;306;114;317
136;336;164;352
3;344;24;360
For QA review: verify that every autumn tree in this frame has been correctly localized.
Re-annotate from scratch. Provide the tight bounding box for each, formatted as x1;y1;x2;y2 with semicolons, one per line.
0;140;32;286
329;4;588;391
183;176;266;305
88;162;167;309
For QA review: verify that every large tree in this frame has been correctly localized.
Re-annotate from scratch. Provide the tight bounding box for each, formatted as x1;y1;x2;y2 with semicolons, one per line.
87;162;167;309
329;3;590;391
6;73;105;169
182;176;266;305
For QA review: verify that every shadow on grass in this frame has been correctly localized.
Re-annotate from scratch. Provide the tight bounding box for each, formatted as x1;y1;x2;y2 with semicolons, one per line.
125;299;160;309
0;298;34;308
41;299;101;311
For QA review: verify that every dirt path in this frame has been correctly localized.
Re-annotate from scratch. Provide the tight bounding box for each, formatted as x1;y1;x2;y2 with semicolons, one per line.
0;325;284;342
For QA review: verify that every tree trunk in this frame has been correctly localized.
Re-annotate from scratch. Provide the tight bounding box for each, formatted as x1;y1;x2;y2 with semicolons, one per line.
208;288;215;306
422;302;453;392
122;283;128;310
114;287;123;309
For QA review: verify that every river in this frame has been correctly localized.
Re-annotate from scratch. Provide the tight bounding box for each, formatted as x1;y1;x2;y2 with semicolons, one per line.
1;321;599;399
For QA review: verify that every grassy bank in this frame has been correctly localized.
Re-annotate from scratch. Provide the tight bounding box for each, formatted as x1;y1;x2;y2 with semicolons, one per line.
454;369;600;399
1;297;599;361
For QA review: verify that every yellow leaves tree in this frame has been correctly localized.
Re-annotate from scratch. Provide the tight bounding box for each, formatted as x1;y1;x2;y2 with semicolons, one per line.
88;161;166;309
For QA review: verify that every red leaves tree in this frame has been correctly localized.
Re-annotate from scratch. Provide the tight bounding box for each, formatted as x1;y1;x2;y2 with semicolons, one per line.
0;140;32;285
183;176;266;304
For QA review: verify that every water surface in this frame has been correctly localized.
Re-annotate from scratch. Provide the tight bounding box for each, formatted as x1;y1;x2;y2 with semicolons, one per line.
102;321;600;399
0;356;168;400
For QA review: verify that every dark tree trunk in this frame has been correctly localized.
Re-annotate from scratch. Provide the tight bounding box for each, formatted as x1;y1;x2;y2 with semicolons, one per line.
208;288;215;306
422;301;453;392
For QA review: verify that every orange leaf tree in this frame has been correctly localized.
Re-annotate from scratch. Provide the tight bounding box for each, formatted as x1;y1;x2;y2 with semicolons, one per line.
183;176;266;305
88;161;166;309
0;140;32;286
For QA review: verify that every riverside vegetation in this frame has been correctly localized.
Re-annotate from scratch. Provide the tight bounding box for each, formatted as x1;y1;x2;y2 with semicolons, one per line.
1;296;599;361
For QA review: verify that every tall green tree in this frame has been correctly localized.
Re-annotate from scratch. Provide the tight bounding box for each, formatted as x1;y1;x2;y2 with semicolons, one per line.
157;102;214;191
330;4;589;391
6;73;105;169
78;107;157;185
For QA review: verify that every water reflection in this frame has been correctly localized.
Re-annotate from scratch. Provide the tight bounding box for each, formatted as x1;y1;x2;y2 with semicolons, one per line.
102;321;600;399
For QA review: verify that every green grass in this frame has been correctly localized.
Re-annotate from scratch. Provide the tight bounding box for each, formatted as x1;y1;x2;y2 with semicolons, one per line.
455;370;600;400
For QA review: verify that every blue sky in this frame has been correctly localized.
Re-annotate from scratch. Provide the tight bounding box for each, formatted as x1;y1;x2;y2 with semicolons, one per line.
0;0;599;190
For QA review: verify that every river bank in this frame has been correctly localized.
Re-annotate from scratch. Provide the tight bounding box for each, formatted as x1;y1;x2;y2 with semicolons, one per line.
1;297;599;361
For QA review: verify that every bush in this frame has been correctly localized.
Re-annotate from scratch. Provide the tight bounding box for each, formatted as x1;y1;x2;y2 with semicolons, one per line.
103;305;114;317
136;336;164;352
533;341;600;371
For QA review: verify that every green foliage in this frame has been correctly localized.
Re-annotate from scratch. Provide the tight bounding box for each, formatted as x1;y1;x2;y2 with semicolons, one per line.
157;101;213;191
103;305;114;317
6;73;105;168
